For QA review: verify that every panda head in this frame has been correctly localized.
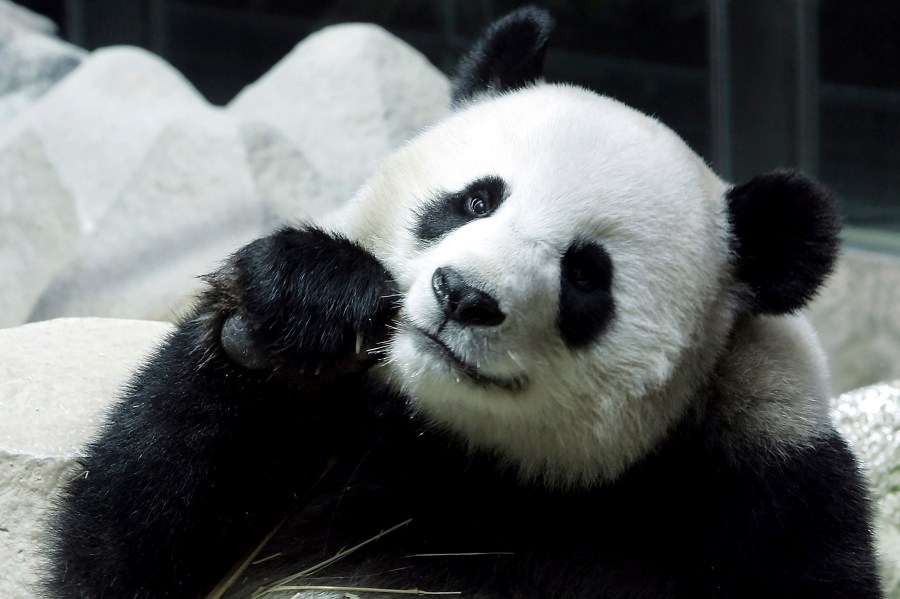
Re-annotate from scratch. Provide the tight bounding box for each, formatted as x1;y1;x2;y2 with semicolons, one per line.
336;7;840;487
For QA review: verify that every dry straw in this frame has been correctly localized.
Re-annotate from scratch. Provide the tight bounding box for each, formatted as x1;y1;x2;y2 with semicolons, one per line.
207;518;463;598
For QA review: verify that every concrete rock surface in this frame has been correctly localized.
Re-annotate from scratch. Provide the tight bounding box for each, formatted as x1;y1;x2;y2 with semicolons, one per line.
0;318;173;599
1;24;450;327
0;0;57;35
229;23;450;200
832;381;900;597
0;46;207;233
0;130;79;328
240;119;342;228
807;248;900;392
0;15;84;128
31;110;266;323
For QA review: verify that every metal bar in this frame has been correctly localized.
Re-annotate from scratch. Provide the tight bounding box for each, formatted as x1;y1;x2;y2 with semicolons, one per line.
148;0;167;56
795;0;820;175
708;0;733;179
63;0;85;47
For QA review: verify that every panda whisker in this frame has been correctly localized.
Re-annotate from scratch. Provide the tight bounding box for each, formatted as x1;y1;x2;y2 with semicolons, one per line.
505;350;526;370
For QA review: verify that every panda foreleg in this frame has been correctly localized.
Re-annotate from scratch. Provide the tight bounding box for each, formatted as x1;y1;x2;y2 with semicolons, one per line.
45;226;398;599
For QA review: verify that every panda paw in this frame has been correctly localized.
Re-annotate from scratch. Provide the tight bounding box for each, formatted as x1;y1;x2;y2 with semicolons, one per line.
207;227;399;382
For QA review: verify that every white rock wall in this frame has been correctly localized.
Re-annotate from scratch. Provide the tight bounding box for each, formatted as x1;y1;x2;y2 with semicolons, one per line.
807;247;900;392
0;17;449;329
0;318;173;599
0;1;84;127
229;23;449;200
0;130;79;327
0;47;209;233
0;0;57;35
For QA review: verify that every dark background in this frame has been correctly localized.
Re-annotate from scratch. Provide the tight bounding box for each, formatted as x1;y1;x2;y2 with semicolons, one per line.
18;0;900;236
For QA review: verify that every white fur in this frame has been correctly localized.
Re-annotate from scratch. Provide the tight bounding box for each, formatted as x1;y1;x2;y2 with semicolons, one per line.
712;314;832;457
328;84;777;486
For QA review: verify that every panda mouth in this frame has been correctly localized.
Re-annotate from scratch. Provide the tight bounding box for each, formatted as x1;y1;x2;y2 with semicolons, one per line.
413;327;527;392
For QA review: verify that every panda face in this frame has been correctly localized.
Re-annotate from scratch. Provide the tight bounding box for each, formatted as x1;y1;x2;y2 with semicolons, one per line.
337;84;739;486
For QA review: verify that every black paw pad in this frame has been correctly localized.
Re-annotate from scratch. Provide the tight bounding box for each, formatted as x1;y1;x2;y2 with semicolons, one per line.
221;312;271;370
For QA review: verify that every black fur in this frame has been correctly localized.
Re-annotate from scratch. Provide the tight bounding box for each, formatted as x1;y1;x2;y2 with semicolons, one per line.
44;226;396;599
209;227;398;379
414;175;507;243
229;409;881;599
452;6;554;105
558;241;615;347
727;170;841;315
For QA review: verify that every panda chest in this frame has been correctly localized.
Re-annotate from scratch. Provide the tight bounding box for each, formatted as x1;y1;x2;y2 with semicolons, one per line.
252;435;717;585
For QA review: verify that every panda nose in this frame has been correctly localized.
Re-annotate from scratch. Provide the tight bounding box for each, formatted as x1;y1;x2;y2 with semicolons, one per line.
432;267;506;327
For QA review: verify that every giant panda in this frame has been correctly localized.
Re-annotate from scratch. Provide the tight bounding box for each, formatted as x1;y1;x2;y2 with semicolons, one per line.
46;7;883;599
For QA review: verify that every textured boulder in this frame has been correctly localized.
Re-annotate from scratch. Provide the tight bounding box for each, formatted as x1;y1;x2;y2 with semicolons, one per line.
832;382;900;597
807;248;900;392
240;120;341;228
0;42;220;328
229;23;450;199
0;0;57;35
0;13;84;128
9;24;450;327
0;318;173;599
31;110;266;323
0;130;79;328
0;46;207;233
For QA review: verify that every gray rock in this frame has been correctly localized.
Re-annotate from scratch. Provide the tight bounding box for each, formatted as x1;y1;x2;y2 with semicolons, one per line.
0;16;85;128
831;381;900;597
229;23;450;200
0;0;57;35
31;110;266;323
240;119;343;228
0;130;79;328
0;46;207;232
0;317;173;599
807;248;900;393
2;24;453;328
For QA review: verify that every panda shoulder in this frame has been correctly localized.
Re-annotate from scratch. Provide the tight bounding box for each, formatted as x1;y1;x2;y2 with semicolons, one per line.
707;313;835;457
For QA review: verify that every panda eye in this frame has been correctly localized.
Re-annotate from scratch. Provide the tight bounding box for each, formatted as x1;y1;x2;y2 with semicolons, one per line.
465;193;490;217
414;175;507;243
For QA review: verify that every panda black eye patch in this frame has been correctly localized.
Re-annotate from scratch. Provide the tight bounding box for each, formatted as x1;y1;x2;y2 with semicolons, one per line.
414;176;507;243
558;241;615;347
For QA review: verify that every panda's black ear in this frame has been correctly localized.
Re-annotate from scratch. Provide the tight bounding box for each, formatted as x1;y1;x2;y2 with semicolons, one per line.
451;6;555;106
727;170;841;315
